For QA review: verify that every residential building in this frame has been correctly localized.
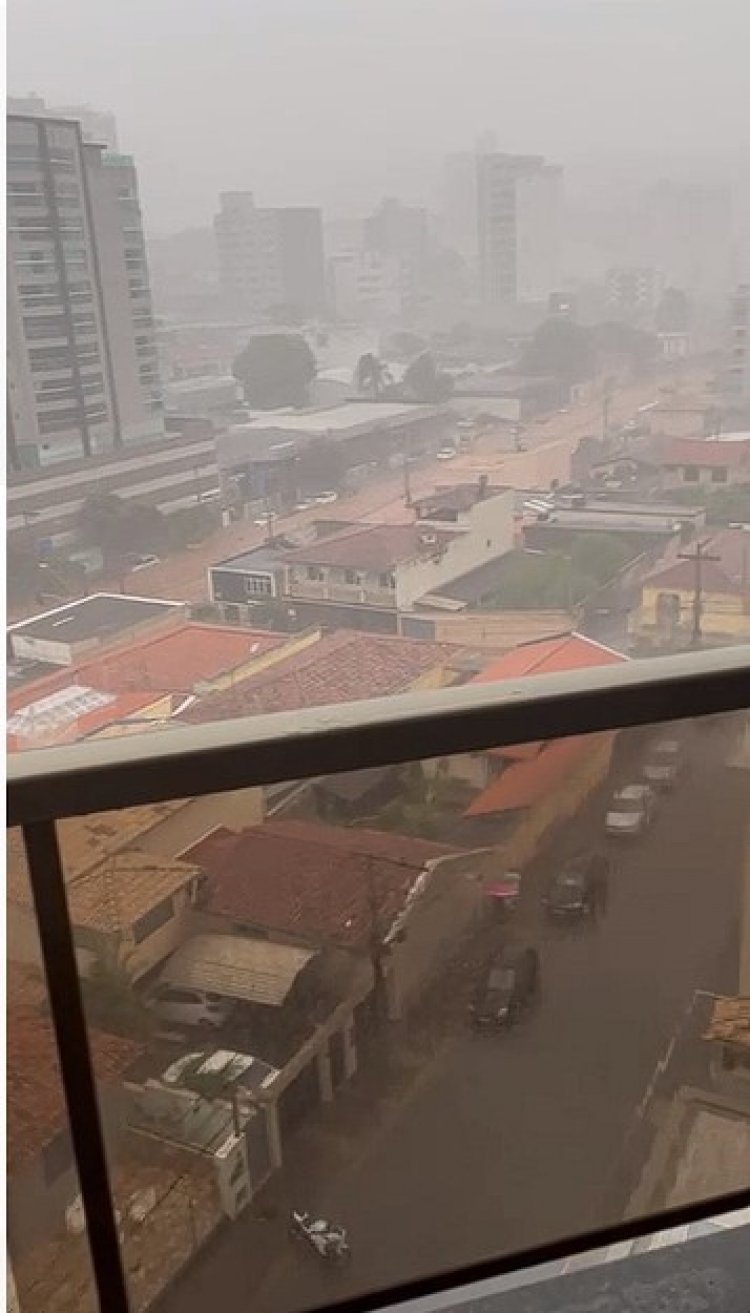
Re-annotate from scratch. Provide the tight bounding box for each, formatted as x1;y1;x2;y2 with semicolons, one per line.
163;374;240;418
213;191;326;318
605;266;663;323
639;179;733;296
328;249;403;323
178;629;460;724
658;437;750;489
7;113;163;471
629;552;750;650
184;820;484;1019
477;153;563;305
721;284;750;404
436;633;625;863
363;197;430;312
8;95;119;149
7;998;142;1254
7;594;186;674
442;151;479;265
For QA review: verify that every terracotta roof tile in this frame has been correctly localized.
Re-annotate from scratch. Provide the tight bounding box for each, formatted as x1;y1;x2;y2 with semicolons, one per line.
466;733;614;816
645;557;740;595
184;820;452;950
703;996;750;1050
283;523;426;571
7;1006;143;1171
180;630;457;723
662;438;750;469
471;632;626;683
66;852;199;932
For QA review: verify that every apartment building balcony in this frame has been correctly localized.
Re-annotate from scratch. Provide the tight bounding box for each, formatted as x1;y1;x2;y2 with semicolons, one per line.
7;646;750;1313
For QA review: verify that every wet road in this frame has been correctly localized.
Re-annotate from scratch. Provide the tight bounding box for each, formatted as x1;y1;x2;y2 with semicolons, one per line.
160;727;743;1313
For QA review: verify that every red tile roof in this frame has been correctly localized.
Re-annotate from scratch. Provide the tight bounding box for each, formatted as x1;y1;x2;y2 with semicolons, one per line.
645;557;740;595
471;632;626;683
184;820;453;949
466;733;614;816
180;630;457;723
662;438;750;469
7;1006;142;1172
8;623;288;712
7;686;157;752
283;523;426;571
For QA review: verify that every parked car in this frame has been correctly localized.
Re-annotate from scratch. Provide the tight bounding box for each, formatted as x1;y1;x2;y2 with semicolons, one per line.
605;783;656;838
147;984;236;1030
295;499;314;512
437;446;458;461
160;1047;279;1105
543;852;610;922
643;738;685;790
315;490;339;505
470;944;540;1030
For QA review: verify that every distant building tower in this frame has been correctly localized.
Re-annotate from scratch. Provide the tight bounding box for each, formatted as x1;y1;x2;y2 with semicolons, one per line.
213;192;326;319
7;112;163;471
606;266;663;322
721;284;750;403
476;153;563;306
7;94;119;149
363;197;429;312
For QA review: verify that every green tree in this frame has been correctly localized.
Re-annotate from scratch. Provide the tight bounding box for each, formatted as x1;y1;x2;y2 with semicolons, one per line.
78;493;167;561
232;333;316;408
402;351;454;402
83;951;155;1040
519;318;595;381
355;352;393;399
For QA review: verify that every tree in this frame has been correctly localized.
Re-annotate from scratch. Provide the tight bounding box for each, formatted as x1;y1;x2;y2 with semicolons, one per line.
402;351;454;402
382;331;427;362
355;352;393;399
78;493;167;561
232;333;316;409
519;318;595;381
83;951;155;1040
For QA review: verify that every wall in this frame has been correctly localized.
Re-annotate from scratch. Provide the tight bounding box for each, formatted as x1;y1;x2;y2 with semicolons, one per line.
396;490;514;610
633;584;750;645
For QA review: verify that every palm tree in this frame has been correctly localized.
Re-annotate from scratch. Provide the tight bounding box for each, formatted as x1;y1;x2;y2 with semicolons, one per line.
355;353;393;400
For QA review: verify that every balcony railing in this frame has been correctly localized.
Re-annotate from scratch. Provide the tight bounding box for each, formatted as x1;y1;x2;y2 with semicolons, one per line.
7;644;750;1313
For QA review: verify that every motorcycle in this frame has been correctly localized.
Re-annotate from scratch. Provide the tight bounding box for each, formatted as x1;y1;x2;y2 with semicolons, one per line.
289;1209;351;1266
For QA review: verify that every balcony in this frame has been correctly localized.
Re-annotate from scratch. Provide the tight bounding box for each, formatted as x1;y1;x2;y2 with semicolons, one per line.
7;646;750;1313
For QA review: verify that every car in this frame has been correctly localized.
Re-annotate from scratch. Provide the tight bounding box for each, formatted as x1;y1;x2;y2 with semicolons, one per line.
470;944;540;1030
160;1048;279;1107
643;738;685;790
147;984;236;1030
294;500;314;512
315;490;339;505
543;852;610;922
254;515;275;528
436;446;458;461
605;783;656;837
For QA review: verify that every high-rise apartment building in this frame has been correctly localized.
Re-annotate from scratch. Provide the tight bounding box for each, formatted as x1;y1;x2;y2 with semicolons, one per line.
477;153;563;306
606;266;664;322
721;284;750;403
7;113;163;471
213;192;326;318
8;95;119;149
364;197;430;305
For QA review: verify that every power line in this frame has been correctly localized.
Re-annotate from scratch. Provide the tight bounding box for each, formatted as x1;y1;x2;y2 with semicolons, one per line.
677;539;721;648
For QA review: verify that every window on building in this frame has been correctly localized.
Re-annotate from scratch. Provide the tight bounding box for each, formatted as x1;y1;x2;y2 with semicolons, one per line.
711;467;729;483
683;465;700;482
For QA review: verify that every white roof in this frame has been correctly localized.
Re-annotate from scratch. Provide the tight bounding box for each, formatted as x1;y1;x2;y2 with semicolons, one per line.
239;401;440;436
162;933;315;1006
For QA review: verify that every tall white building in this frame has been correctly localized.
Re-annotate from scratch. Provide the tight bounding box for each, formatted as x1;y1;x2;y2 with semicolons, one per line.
8;94;119;149
213;191;326;318
477;153;563;306
7;112;163;470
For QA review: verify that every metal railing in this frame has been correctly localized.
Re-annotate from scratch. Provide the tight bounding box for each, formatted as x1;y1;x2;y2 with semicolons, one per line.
8;644;750;1313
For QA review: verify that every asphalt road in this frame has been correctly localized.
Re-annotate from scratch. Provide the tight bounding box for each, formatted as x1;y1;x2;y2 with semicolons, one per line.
158;724;743;1313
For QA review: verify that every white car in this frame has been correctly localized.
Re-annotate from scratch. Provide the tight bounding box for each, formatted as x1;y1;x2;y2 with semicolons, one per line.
147;984;235;1030
295;499;314;512
161;1048;279;1104
643;739;685;790
605;783;656;837
315;490;339;505
436;446;457;461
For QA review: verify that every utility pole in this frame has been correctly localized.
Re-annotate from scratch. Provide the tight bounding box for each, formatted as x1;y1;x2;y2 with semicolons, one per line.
602;377;615;443
403;429;413;508
678;539;721;649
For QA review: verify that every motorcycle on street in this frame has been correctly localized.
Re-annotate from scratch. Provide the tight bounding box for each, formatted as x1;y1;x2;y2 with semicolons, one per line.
289;1209;351;1266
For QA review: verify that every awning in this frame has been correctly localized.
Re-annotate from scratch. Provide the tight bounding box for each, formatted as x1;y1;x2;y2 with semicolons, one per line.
161;933;315;1007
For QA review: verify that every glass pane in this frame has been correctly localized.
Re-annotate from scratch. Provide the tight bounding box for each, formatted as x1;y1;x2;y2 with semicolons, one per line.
9;709;747;1312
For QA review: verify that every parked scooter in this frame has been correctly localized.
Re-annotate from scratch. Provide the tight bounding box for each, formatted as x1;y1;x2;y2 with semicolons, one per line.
289;1210;351;1265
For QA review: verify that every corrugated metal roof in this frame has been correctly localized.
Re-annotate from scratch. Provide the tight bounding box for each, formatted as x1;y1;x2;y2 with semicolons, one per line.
162;933;315;1006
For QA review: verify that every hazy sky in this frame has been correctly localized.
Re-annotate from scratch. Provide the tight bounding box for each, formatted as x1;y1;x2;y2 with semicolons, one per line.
9;0;750;235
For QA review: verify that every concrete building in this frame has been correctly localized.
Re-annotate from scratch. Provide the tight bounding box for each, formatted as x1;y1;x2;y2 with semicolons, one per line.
163;374;240;418
8;95;119;149
721;285;750;404
7;113;163;471
328;249;403;324
364;197;430;312
606;266;663;323
477;153;563;306
213;192;326;318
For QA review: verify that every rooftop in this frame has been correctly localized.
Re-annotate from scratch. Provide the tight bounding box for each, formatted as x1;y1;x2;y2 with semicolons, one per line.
471;632;627;682
645;556;741;595
211;542;291;574
703;996;750;1050
663;437;750;469
184;820;453;949
466;733;614;816
160;931;316;1007
66;851;199;933
283;522;429;571
8;593;184;650
7;684;159;751
236;400;441;436
7;1005;142;1171
179;629;458;723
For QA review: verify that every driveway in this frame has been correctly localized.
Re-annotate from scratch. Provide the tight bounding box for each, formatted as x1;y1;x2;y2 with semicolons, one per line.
157;724;742;1313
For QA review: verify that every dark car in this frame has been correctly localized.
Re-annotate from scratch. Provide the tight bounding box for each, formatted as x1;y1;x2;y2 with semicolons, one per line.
470;944;540;1031
544;852;610;923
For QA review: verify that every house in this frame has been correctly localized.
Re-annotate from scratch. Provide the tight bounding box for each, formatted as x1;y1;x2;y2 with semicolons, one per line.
178;629;461;725
658;437;750;489
7;594;186;669
436;633;626;866
183;820;484;1021
629;550;750;650
7;1000;143;1255
7;621;315;750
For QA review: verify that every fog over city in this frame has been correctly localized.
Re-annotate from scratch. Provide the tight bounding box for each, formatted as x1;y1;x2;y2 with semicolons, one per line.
9;0;750;232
